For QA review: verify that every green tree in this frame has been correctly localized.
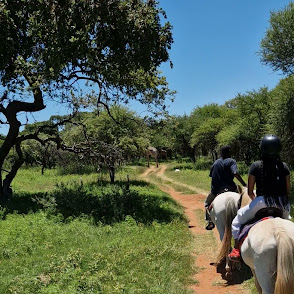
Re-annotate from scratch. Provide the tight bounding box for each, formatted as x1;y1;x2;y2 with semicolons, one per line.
146;116;178;158
169;115;196;161
219;88;270;163
260;2;294;74
23;140;59;174
268;76;294;165
61;106;149;182
190;104;230;160
260;2;294;165
0;0;173;200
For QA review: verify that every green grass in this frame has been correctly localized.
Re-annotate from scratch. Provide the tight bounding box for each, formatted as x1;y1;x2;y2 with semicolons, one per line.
163;163;249;193
0;166;196;294
164;164;211;192
145;171;196;194
12;165;145;194
0;213;195;294
12;167;97;193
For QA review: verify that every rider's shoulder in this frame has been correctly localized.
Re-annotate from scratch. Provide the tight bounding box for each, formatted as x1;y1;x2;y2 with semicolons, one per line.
282;161;290;174
251;160;262;166
222;157;236;164
282;161;289;168
249;161;261;173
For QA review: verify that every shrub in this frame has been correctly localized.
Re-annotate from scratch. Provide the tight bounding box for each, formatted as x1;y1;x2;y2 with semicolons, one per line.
194;157;213;170
57;163;97;175
237;161;250;175
33;183;184;225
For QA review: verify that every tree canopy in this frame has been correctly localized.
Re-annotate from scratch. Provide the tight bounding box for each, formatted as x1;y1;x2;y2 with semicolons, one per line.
260;2;294;75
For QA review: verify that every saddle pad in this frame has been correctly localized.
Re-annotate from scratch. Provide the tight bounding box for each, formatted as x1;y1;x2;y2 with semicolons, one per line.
238;216;274;245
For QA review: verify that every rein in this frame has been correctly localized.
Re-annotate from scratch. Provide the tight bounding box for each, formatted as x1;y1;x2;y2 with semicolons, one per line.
237;191;243;209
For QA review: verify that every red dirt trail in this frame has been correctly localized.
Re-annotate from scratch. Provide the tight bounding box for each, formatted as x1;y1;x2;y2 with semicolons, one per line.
142;165;250;294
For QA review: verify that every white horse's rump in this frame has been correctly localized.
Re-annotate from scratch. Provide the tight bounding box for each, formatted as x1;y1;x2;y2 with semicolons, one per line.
241;218;294;294
210;187;250;277
210;191;240;241
209;191;241;277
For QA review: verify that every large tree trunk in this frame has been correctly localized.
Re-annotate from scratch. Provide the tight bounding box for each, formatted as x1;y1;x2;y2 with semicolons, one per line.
189;146;196;163
0;84;45;201
0;144;24;201
0;117;22;201
109;166;115;183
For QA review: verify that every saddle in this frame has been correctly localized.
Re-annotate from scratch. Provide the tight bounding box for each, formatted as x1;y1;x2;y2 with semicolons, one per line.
238;207;283;246
208;187;237;211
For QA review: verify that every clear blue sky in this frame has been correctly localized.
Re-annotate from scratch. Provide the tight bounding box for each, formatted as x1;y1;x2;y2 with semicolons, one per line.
157;0;290;116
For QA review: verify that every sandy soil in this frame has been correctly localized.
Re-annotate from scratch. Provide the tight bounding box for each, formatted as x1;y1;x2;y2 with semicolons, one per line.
141;164;251;294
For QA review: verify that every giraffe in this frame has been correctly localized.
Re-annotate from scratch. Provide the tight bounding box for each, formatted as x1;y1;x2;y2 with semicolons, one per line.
146;146;159;168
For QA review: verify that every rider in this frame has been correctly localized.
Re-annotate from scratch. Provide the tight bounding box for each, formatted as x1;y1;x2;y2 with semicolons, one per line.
205;145;247;230
228;134;291;261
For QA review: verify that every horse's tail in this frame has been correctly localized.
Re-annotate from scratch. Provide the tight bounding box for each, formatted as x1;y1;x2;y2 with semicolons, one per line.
216;197;238;263
275;227;294;294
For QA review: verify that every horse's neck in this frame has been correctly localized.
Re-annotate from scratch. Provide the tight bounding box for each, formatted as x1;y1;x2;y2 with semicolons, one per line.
240;189;252;207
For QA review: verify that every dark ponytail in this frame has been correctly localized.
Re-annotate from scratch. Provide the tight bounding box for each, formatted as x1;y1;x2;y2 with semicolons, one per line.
261;156;288;208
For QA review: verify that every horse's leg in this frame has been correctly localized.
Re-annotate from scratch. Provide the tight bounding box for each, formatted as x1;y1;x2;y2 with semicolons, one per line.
254;254;275;294
243;243;275;294
225;257;232;280
213;211;225;241
251;269;262;294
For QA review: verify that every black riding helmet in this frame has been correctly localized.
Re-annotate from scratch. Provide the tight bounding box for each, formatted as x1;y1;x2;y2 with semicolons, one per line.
260;134;282;157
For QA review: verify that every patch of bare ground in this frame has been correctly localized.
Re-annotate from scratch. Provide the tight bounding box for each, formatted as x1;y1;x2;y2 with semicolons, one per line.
141;164;250;294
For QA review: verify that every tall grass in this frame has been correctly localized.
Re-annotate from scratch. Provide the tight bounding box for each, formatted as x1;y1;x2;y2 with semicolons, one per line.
0;213;195;294
0;166;196;294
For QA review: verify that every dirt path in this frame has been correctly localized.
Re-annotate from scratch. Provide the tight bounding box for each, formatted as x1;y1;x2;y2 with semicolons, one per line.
141;164;250;294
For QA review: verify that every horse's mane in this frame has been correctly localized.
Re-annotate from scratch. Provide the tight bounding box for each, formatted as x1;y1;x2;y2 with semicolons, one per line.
237;185;251;208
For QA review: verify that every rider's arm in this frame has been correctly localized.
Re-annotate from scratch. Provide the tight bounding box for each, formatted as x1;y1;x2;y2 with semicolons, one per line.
234;173;247;187
286;175;290;200
248;174;256;200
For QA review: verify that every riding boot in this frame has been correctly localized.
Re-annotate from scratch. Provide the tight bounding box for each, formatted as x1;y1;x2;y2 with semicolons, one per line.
205;207;215;230
205;207;210;221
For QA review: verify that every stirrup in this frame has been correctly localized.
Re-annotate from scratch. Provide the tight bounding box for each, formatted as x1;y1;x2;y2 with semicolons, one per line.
205;221;215;230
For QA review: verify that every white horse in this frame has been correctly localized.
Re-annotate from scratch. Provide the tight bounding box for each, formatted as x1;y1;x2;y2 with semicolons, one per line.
146;146;159;168
210;191;240;241
210;186;251;278
241;217;294;294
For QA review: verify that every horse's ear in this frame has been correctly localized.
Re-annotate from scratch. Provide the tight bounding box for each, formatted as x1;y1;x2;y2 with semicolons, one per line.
237;185;242;194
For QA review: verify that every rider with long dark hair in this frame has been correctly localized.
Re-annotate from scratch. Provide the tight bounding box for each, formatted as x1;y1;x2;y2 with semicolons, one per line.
228;134;291;261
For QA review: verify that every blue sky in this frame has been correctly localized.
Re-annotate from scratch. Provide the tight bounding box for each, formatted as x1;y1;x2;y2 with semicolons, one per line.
157;0;291;115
